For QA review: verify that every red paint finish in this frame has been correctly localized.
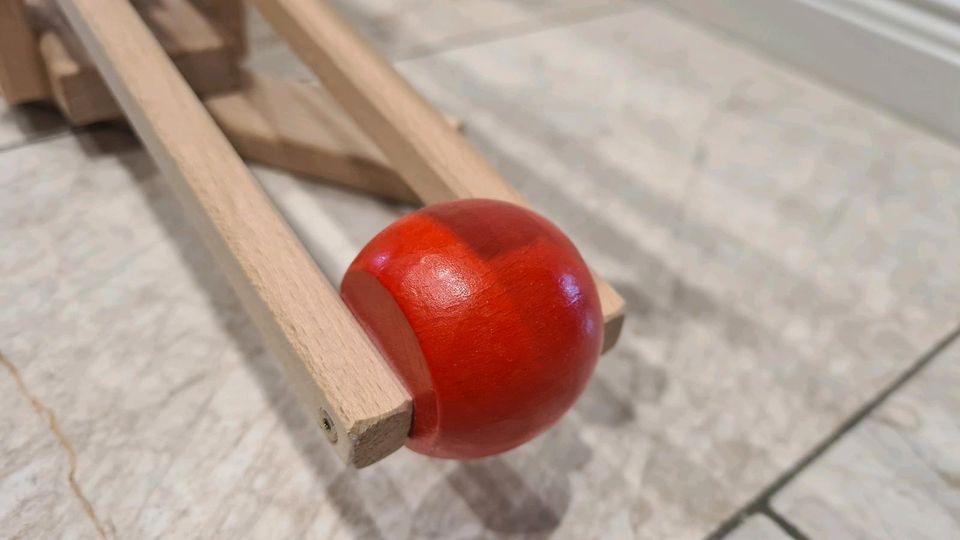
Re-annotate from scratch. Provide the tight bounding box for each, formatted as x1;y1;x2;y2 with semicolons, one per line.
341;199;603;459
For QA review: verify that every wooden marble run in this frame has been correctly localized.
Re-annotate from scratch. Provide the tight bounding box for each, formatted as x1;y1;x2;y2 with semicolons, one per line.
0;0;626;467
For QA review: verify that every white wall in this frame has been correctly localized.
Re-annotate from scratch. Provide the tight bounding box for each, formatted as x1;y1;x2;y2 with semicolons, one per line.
670;0;960;143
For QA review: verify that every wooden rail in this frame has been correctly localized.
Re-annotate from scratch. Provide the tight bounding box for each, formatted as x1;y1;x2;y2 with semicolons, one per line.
56;0;411;467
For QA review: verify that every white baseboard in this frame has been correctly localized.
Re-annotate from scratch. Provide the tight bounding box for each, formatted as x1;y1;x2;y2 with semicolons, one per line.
669;0;960;143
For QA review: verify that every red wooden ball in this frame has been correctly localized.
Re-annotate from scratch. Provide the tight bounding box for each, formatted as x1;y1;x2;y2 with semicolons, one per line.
341;199;603;459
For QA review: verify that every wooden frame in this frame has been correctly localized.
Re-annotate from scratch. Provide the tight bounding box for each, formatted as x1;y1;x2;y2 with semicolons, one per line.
0;0;49;103
193;0;247;54
46;0;626;466
250;0;626;350
37;0;239;124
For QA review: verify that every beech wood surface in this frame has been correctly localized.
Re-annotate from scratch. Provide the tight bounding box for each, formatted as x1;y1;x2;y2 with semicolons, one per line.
204;72;420;204
35;0;239;124
56;0;411;467
0;0;49;104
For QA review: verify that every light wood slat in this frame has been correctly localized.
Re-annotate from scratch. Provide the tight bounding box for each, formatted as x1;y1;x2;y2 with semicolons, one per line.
55;0;411;467
205;72;469;204
204;72;419;204
35;0;239;125
250;0;626;351
192;0;247;54
0;0;49;104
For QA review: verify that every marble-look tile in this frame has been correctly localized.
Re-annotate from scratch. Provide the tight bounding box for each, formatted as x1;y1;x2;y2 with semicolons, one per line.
0;129;395;538
0;353;101;538
389;5;960;538
724;515;791;540
772;339;960;539
3;5;960;540
244;0;639;79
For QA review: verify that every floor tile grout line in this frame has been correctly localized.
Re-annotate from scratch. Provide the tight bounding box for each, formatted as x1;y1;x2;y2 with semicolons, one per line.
393;1;649;63
706;322;960;539
760;505;811;540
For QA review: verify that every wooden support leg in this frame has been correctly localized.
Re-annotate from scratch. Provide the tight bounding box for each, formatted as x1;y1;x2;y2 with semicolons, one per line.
204;72;420;204
251;0;626;351
34;0;240;125
193;0;247;55
55;0;411;467
0;0;48;104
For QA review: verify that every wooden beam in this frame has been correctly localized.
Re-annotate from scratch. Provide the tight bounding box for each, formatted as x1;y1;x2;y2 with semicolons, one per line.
251;0;626;350
36;0;239;124
204;72;420;204
55;0;411;467
0;0;49;104
205;72;465;204
192;0;247;55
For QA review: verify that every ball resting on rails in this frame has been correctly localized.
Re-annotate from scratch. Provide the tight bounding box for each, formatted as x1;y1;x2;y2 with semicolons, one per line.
51;0;624;466
342;199;603;458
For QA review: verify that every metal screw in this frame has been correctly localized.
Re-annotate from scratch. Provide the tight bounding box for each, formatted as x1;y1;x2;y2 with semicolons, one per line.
318;408;338;443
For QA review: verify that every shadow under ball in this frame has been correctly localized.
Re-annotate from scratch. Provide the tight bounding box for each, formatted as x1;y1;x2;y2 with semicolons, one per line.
341;199;603;458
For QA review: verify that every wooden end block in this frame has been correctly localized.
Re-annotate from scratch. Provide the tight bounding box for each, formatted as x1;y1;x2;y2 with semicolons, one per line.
31;0;240;125
0;0;49;104
192;0;247;55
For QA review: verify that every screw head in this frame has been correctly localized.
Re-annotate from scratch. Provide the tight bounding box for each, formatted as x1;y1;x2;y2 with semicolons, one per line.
318;408;338;443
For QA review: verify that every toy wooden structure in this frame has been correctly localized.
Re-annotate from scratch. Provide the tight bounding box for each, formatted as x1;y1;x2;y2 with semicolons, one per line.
0;0;625;466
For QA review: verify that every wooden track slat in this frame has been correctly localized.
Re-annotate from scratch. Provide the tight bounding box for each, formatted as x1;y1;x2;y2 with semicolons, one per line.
204;72;420;204
192;0;247;54
251;0;626;351
0;0;48;104
37;0;239;125
204;72;466;204
55;0;411;467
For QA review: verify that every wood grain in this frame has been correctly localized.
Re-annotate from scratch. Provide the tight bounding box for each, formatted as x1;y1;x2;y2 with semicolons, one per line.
0;0;48;104
55;0;410;467
204;72;466;204
35;0;239;125
250;0;626;351
204;72;419;204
